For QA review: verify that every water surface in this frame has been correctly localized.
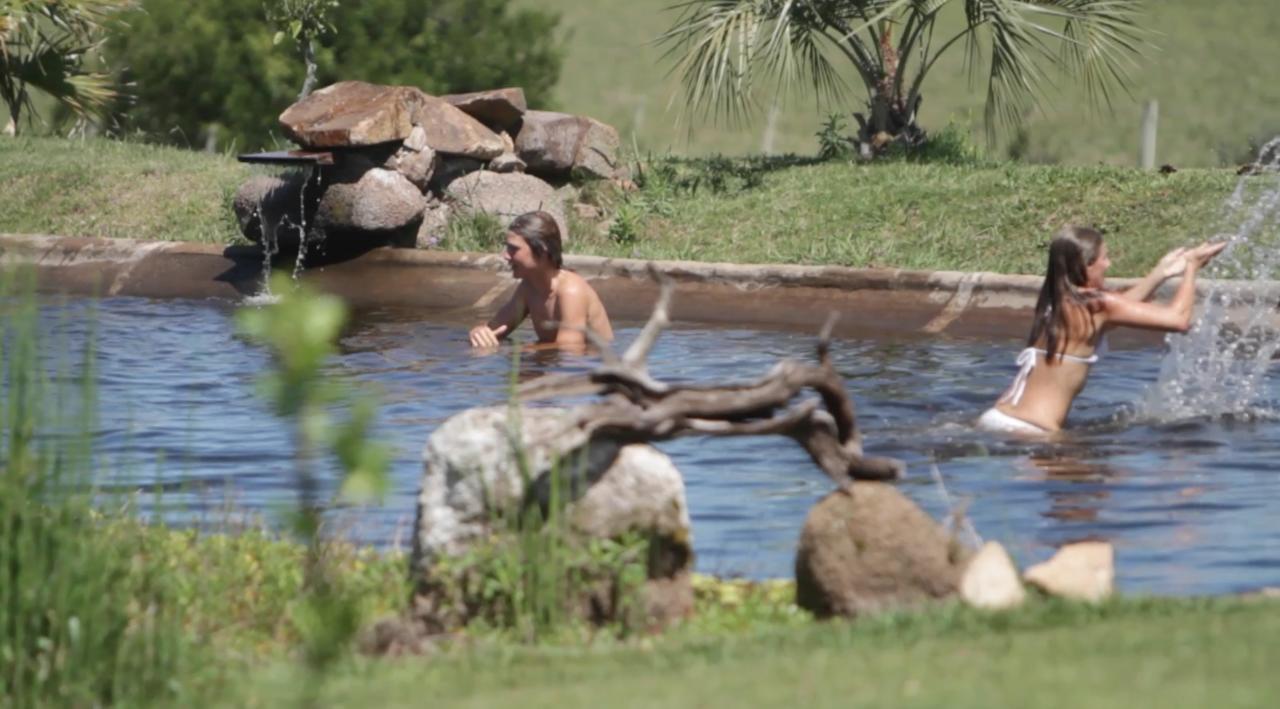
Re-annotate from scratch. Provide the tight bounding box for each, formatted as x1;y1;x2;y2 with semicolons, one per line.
31;295;1280;595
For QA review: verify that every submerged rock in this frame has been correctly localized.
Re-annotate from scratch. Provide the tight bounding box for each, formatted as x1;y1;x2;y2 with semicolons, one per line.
960;541;1026;610
1024;541;1114;602
795;484;969;618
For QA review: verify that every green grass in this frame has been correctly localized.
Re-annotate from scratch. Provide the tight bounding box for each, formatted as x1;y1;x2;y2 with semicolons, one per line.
4;136;1252;277
237;594;1280;707
525;0;1280;167
0;135;252;243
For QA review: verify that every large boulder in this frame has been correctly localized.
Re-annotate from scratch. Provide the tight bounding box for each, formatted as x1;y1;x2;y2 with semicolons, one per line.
232;172;315;247
795;484;969;618
316;168;426;233
280;81;423;148
412;96;505;160
413;406;693;626
442;87;527;135
443;171;568;239
279;80;504;160
515;110;620;180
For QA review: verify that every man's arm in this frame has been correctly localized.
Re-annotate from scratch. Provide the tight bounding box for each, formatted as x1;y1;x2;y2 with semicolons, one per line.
553;280;590;348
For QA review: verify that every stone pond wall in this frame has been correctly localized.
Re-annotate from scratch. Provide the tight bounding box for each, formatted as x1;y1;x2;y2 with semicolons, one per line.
232;80;626;254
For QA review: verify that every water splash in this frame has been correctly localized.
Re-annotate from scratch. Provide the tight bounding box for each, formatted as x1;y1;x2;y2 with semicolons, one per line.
1138;138;1280;421
291;166;324;281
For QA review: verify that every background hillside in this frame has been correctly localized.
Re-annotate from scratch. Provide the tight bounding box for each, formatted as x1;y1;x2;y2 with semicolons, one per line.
524;0;1280;167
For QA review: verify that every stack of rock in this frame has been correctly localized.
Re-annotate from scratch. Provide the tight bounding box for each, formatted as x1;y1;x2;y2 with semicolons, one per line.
232;80;622;253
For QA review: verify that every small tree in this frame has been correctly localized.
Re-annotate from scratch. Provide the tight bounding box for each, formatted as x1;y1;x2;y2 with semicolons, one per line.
0;0;133;136
265;0;338;100
659;0;1149;156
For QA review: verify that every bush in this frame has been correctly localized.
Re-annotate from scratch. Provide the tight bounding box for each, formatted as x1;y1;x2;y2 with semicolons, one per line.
105;0;563;150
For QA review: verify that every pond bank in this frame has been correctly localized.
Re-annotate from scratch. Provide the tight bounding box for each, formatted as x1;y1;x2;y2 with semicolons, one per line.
7;232;1280;341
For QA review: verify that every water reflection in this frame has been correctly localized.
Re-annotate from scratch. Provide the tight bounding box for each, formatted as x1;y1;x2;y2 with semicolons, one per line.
19;296;1280;595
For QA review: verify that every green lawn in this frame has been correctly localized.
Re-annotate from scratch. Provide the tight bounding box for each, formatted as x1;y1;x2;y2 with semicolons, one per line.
525;0;1280;167
237;596;1280;707
3;137;1254;277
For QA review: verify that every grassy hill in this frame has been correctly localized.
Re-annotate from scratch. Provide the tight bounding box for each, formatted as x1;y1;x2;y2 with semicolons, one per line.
524;0;1280;167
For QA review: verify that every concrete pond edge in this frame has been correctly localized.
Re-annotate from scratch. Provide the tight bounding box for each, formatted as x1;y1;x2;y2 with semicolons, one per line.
4;232;1278;341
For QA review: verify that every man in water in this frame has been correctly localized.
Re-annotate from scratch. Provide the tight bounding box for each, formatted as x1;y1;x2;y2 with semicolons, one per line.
468;211;614;349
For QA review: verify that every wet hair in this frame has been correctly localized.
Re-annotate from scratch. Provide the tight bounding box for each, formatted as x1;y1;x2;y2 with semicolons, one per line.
1026;225;1103;362
508;211;563;268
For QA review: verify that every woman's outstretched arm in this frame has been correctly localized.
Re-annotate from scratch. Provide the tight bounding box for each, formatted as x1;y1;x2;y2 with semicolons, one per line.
1121;246;1188;302
1105;242;1225;331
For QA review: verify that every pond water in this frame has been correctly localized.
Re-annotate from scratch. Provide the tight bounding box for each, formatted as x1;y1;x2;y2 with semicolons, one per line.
25;294;1280;596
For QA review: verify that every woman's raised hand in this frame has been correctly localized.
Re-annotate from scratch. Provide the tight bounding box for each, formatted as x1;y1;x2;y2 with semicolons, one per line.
1185;241;1227;270
1156;246;1189;279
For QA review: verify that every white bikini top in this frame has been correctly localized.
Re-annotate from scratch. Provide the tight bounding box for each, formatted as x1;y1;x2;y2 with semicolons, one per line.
1001;337;1108;406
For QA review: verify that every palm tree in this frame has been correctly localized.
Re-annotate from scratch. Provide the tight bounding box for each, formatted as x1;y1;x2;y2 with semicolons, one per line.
1;1;132;136
658;0;1148;156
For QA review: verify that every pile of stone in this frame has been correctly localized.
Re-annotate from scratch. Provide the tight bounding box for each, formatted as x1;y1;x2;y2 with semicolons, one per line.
794;484;1116;618
233;80;622;252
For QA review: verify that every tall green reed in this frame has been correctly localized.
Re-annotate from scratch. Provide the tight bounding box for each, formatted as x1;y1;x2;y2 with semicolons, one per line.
0;269;189;706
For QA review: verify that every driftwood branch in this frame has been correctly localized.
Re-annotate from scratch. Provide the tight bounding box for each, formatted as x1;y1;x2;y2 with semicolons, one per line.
515;277;905;485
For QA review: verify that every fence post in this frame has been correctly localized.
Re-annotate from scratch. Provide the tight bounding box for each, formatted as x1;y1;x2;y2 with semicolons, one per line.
1139;99;1159;169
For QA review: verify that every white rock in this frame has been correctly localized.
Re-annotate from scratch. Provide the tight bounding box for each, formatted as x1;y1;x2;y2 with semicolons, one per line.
413;406;691;575
1023;541;1114;602
960;542;1026;610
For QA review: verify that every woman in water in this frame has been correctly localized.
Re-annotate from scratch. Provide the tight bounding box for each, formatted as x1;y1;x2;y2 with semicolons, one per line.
468;210;614;349
977;225;1226;435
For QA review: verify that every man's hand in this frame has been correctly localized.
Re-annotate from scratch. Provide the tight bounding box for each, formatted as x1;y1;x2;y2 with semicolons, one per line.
469;324;508;348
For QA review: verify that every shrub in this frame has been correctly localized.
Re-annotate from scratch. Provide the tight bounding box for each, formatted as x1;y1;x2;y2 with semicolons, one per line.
104;0;563;150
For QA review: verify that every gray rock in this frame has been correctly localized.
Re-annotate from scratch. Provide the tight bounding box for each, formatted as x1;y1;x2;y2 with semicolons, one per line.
403;124;430;152
795;484;970;618
415;202;451;248
487;153;527;173
413;405;693;624
515;110;620;179
232;172;313;246
443;171;567;240
316;168;427;233
391;144;439;191
442;87;527;134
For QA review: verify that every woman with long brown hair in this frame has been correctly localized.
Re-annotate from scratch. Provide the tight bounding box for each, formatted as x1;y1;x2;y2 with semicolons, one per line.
977;226;1225;435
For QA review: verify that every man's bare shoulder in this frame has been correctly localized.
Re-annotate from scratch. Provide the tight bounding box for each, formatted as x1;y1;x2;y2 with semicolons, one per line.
556;270;599;298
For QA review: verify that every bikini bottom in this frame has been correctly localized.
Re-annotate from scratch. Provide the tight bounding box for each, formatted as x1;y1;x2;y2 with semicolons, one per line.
976;407;1050;436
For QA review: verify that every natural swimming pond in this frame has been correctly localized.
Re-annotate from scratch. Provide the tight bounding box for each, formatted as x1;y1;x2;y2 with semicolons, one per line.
25;294;1280;596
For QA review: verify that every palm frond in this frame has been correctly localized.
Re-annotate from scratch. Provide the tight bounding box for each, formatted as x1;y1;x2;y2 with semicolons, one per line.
658;0;847;125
